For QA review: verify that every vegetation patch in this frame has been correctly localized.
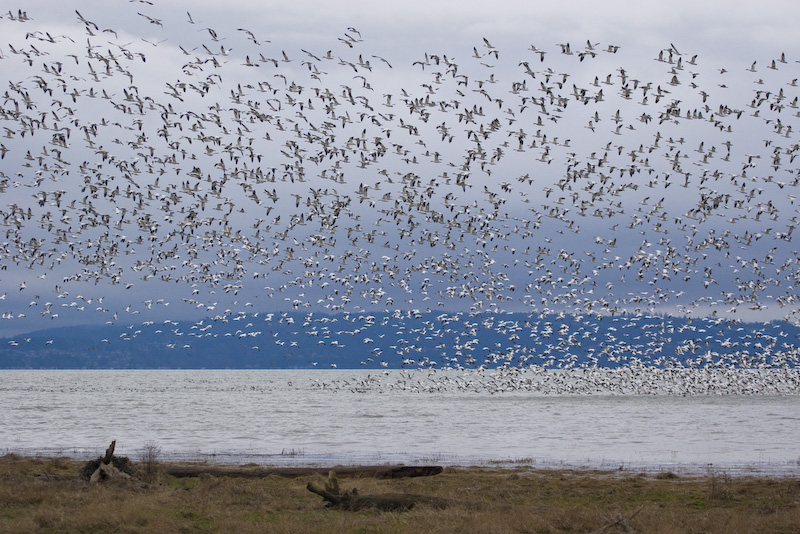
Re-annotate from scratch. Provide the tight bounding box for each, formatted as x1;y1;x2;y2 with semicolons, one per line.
2;451;800;533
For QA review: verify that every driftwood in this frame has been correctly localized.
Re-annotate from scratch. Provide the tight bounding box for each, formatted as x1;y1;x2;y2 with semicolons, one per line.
89;461;132;483
589;505;644;534
164;464;442;479
82;440;134;483
102;440;116;464
307;470;452;512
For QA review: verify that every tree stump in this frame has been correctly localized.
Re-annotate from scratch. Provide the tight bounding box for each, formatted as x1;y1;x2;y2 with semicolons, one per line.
81;440;134;483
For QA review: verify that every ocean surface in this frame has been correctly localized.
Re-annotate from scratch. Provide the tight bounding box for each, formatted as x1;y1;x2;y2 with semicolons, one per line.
2;369;799;475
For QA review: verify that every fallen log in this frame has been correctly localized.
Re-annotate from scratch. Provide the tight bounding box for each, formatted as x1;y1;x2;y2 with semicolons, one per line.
163;464;442;479
307;470;452;512
589;505;644;534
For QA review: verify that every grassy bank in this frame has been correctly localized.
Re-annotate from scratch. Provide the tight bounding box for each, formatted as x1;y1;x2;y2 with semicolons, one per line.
1;454;799;533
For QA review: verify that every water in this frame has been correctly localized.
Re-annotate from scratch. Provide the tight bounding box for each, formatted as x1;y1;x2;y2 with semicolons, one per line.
1;369;799;475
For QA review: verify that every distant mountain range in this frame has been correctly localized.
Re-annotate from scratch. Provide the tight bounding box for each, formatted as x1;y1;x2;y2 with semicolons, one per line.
1;311;798;369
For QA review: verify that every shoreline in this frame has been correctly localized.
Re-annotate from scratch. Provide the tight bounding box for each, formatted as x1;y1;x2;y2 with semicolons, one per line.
5;446;800;479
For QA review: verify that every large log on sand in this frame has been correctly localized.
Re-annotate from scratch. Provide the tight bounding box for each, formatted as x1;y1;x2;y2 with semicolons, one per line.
163;464;443;479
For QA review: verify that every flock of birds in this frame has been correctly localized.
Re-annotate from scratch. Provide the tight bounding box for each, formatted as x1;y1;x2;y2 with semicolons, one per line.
1;4;800;380
308;366;800;395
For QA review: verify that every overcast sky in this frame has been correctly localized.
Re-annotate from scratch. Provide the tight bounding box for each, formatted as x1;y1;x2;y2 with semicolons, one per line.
1;0;799;338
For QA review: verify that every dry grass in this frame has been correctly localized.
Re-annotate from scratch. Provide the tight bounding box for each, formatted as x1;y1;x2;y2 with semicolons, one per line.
1;453;799;533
